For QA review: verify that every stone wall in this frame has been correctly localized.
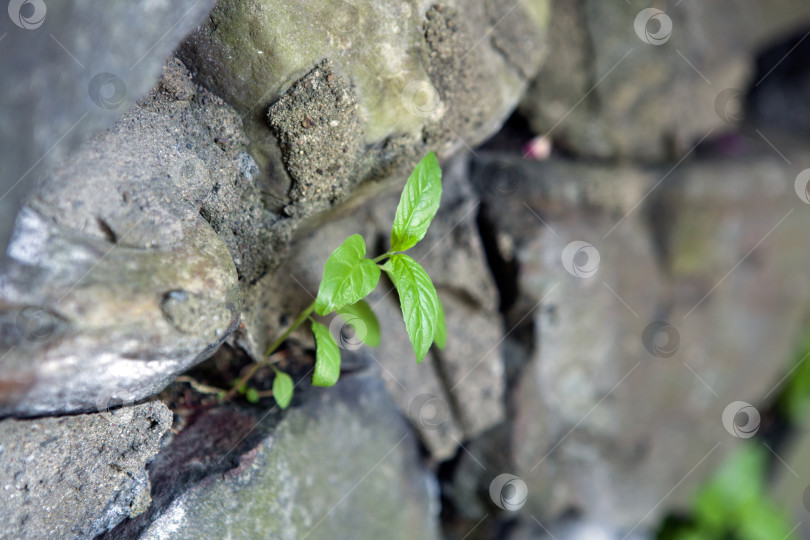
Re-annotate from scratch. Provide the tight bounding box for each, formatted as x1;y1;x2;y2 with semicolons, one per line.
2;1;810;538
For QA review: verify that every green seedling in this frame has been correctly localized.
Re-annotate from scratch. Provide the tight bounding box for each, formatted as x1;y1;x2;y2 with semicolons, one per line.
228;152;447;409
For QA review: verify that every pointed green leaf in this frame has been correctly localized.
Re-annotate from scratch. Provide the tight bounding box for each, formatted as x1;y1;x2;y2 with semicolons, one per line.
390;152;443;252
314;234;381;316
337;299;381;348
383;254;440;362
434;297;446;350
311;320;341;386
272;369;294;409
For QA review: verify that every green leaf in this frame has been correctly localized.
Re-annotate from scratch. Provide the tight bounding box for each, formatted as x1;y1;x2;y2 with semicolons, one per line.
311;320;341;386
390;152;442;252
337;299;381;348
272;369;294;409
314;234;381;316
383;254;440;362
434;297;446;350
245;387;260;404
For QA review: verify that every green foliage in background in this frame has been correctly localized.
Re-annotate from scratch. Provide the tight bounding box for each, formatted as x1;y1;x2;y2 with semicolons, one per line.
660;327;810;540
659;445;796;540
229;152;445;408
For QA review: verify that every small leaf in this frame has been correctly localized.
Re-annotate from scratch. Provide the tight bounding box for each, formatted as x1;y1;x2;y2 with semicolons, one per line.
383;254;440;362
390;152;442;252
272;369;294;409
337;299;381;348
311;320;341;386
245;387;260;404
434;297;446;350
314;234;381;316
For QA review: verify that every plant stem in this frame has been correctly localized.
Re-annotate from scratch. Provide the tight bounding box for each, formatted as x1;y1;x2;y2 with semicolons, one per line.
373;251;393;263
223;301;316;401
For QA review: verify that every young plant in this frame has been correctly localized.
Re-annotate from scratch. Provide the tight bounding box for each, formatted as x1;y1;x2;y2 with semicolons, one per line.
229;152;447;408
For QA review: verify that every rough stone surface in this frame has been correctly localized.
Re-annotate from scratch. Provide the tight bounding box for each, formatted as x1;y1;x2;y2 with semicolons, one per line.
0;60;248;417
519;0;810;161
107;373;440;539
182;0;548;141
268;59;364;219
0;0;216;252
0;401;171;539
180;0;549;218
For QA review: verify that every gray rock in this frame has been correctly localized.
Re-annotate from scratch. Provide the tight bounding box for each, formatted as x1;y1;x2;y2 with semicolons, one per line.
446;141;810;530
519;0;810;161
0;60;248;417
0;0;216;252
180;0;549;215
108;373;440;540
0;401;171;539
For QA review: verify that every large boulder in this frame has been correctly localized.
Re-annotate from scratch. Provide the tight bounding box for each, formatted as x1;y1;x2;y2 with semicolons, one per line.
0;0;216;252
0;60;246;417
180;0;549;214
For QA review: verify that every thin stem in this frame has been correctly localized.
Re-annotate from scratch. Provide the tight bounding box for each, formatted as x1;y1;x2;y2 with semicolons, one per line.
223;301;316;401
176;376;227;395
373;251;393;263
